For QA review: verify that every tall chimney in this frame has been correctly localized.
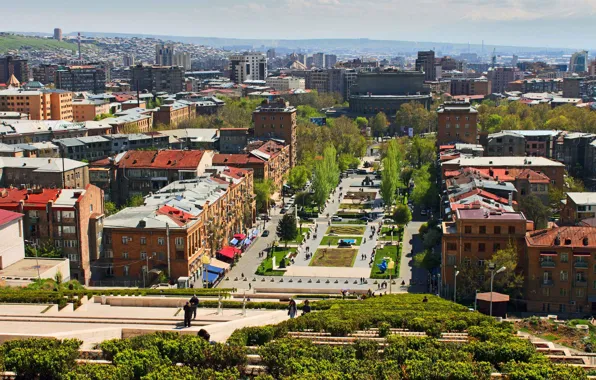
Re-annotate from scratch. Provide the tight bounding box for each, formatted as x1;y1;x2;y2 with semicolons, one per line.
77;32;81;60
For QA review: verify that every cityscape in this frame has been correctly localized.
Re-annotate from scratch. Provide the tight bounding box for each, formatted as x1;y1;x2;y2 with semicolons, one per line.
0;2;595;378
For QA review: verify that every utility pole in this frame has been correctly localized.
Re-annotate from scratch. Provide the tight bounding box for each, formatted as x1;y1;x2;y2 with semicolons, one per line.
166;223;171;281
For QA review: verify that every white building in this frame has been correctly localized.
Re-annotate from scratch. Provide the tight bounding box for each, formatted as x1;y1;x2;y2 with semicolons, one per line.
265;76;306;91
0;209;24;269
229;53;267;83
173;52;191;71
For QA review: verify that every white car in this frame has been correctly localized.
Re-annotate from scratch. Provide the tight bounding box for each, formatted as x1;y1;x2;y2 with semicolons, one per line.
331;216;343;222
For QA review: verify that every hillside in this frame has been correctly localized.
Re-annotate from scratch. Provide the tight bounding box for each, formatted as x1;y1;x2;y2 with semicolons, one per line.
0;34;78;53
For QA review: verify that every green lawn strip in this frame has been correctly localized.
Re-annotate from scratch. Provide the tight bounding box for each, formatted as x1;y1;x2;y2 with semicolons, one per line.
310;248;357;267
255;247;297;276
339;203;371;210
288;227;309;244
332;219;367;225
370;244;401;279
379;226;404;241
320;236;363;246
326;225;366;235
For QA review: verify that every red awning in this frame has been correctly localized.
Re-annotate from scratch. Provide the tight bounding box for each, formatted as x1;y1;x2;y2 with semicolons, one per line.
218;246;240;259
540;252;557;256
573;252;592;256
234;233;246;240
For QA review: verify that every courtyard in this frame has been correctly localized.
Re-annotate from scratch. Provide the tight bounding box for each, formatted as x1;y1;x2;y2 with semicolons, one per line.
310;248;358;267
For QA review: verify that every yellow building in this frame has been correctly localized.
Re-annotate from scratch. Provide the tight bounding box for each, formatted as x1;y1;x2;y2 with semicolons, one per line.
72;99;111;122
0;89;73;121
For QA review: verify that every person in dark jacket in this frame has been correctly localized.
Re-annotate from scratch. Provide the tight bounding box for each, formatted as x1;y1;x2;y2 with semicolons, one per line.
288;299;298;318
302;300;311;315
183;302;192;327
189;294;199;319
198;329;211;342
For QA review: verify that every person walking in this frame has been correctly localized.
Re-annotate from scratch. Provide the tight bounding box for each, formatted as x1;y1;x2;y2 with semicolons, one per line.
288;299;298;319
302;300;311;315
189;294;199;319
183;302;192;327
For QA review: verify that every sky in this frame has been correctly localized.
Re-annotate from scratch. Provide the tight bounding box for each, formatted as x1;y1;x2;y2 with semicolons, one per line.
5;0;596;49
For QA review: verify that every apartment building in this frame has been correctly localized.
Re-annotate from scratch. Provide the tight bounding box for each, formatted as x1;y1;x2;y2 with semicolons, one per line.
415;50;437;81
229;53;267;83
486;131;526;156
0;185;104;284
0;157;89;188
0;56;29;84
131;65;184;94
212;140;290;190
525;226;596;314
72;99;111;122
561;193;596;225
441;207;531;298
441;156;566;188
32;64;58;84
449;78;492;96
55;66;106;94
253;99;297;167
265;76;305;91
437;101;478;145
0;89;73;121
105;149;214;205
102;167;254;282
105;108;154;134
153;101;195;128
487;67;523;93
0;120;111;145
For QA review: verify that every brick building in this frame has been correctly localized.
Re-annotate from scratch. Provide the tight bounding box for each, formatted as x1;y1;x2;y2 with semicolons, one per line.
0;89;73;121
0;157;89;188
153;101;195;128
525;226;596;314
0;56;29;84
437;101;478;145
441;207;531;298
252;99;297;167
0;185;104;284
72;99;111;122
561;193;596;225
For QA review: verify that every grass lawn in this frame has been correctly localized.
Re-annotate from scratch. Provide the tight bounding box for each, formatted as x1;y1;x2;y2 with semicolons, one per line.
333;219;367;225
310;248;357;267
339;203;371;210
255;247;297;276
289;227;310;244
326;225;366;235
370;244;401;279
379;226;404;241
320;236;363;246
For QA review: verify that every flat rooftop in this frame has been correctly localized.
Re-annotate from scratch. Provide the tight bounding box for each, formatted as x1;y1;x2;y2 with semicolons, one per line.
0;258;67;279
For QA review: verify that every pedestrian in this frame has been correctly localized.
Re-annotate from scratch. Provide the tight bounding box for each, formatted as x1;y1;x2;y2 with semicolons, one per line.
302;300;311;315
183;302;192;327
422;296;428;303
197;329;211;342
189;294;199;319
249;283;252;290
288;299;298;319
241;273;244;278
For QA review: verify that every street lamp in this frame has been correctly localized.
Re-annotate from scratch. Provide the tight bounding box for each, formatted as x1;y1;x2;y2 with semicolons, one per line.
488;263;506;317
453;266;460;302
201;255;211;289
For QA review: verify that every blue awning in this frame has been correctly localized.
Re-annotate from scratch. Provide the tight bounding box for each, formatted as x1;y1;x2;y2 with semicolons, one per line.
206;264;224;274
203;271;219;283
243;237;252;245
230;238;239;245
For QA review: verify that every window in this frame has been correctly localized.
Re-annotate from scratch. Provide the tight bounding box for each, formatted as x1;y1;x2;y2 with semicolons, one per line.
464;226;472;234
561;253;568;263
560;271;568;281
140;237;146;245
477;259;485;267
61;226;75;234
447;255;456;265
508;226;515;235
68;254;78;262
542;288;550;296
158;237;165;246
463;258;471;267
560;288;567;297
447;242;457;251
493;243;501;252
123;265;130;276
478;243;485;252
576;289;584;297
576;272;585;281
175;237;184;246
464;243;471;252
141;252;147;260
122;236;129;245
122;252;129;259
494;226;501;234
479;226;486;234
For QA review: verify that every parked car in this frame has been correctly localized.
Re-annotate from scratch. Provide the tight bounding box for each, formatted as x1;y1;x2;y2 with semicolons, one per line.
420;209;428;216
338;240;353;248
360;217;373;222
331;216;343;222
262;230;270;237
383;219;394;224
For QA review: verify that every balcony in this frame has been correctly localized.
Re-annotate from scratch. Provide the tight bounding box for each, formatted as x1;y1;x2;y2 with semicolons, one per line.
540;261;556;268
540;279;554;287
574;261;589;269
575;280;588;288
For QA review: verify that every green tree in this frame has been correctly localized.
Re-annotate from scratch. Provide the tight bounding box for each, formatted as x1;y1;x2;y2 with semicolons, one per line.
105;201;118;216
126;194;145;207
276;214;298;248
25;240;62;258
392;203;412;225
355;117;368;129
489;243;524;298
413;249;441;273
407;136;436;169
287;165;310;190
370;112;389;137
410;165;432;207
422;228;442;250
520;194;551;229
254;179;274;212
380;140;402;209
395;102;433;135
311;145;339;208
482;114;503;133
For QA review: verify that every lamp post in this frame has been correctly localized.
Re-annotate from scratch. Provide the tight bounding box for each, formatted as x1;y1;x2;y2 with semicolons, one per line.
488;263;506;317
474;289;479;311
387;259;395;294
201;255;211;289
453;266;460;302
437;273;441;297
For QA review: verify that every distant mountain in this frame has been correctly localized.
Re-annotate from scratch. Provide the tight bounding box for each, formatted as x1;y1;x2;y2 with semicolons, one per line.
7;31;576;55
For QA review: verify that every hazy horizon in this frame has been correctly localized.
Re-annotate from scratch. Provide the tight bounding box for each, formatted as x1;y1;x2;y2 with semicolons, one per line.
5;0;596;50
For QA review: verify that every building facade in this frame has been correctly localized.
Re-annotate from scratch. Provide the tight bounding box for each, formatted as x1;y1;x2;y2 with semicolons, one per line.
437;101;478;145
55;66;106;94
229;53;267;83
486;131;526;156
415;51;436;81
253;99;297;167
0;56;28;84
131;65;184;94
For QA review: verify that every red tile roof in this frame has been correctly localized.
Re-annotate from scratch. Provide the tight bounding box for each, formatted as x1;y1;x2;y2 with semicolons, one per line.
0;209;23;226
515;168;550;184
156;205;195;227
526;226;596;248
0;188;61;209
117;150;207;170
213;154;264;166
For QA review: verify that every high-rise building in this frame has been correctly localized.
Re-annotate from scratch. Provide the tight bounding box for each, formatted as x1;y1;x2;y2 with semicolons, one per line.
0;56;29;84
304;68;356;101
53;28;62;41
122;55;135;67
415;50;436;81
325;54;337;68
569;50;589;73
131;64;184;94
55;65;106;93
155;44;174;66
487;67;523;93
173;52;191;70
253;99;297;167
31;64;58;84
266;49;276;59
590;59;596;76
313;53;325;68
229;52;267;83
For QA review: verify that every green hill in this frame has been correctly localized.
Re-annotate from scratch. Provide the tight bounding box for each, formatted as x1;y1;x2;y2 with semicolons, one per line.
0;34;78;53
